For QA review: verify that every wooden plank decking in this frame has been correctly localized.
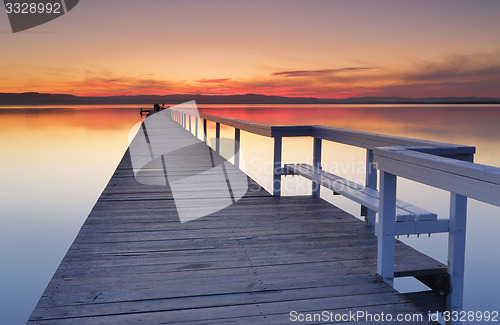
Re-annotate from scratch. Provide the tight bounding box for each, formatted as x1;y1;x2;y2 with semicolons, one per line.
28;114;442;324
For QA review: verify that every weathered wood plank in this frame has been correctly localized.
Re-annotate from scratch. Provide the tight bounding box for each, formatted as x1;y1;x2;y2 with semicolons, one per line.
30;292;421;323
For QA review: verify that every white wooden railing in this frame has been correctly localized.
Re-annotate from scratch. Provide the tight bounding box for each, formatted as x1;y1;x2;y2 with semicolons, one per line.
165;106;500;322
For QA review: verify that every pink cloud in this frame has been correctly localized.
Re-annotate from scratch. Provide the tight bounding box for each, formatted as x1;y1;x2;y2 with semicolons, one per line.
196;78;232;83
272;67;374;77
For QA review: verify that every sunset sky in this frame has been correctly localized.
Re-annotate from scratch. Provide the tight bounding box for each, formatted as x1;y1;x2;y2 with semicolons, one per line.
1;0;500;98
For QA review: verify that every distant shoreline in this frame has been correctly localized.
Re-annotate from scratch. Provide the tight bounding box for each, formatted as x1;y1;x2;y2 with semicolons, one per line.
1;92;500;105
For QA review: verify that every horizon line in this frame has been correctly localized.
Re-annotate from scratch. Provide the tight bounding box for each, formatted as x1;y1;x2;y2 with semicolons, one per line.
2;91;500;101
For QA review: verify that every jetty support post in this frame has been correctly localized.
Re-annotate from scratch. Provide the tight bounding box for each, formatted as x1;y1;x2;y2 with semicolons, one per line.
362;149;377;226
312;137;322;197
203;119;207;143
377;171;396;286
273;132;282;197
234;128;240;168
215;122;220;153
195;117;198;138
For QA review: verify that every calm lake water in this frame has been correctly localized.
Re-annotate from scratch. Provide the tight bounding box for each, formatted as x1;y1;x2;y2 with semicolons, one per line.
1;104;499;324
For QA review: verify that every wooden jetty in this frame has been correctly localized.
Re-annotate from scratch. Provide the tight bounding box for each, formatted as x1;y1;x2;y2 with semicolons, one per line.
29;104;500;324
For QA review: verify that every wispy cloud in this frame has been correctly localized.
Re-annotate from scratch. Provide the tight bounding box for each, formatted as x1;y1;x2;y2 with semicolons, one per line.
374;52;500;97
196;78;231;83
272;67;375;77
63;73;180;96
399;53;500;83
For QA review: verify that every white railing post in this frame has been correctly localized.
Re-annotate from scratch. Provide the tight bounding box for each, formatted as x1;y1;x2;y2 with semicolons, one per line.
234;128;240;168
203;119;207;143
188;115;191;133
363;149;377;226
447;192;467;322
377;171;397;286
215;122;220;153
312;137;322;197
195;117;198;138
273;132;282;197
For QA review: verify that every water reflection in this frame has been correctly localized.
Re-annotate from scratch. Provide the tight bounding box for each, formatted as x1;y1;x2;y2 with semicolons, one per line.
1;104;499;324
0;105;142;325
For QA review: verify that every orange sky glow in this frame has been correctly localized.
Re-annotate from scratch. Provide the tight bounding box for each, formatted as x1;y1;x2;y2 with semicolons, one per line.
1;0;500;98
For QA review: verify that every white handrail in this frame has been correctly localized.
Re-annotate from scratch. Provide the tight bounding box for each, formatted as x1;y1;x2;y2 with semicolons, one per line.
375;146;500;207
